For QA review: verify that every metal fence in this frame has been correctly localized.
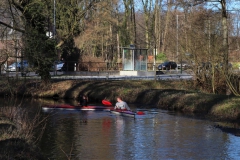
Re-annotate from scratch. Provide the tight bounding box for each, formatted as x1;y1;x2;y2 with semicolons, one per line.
62;61;161;72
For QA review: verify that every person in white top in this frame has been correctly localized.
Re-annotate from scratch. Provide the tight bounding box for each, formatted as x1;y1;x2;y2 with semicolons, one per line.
114;97;131;111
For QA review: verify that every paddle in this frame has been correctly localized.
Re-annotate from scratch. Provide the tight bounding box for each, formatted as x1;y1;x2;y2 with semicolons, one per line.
102;99;113;106
102;99;145;115
136;111;145;115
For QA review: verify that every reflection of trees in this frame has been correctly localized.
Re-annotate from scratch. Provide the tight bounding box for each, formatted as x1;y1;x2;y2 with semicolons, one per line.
42;111;114;159
124;49;132;60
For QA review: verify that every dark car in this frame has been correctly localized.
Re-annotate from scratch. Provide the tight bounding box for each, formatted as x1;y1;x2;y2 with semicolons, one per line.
158;61;177;70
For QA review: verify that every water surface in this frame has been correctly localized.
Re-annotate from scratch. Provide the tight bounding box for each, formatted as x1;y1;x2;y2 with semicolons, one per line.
1;98;240;160
39;104;240;160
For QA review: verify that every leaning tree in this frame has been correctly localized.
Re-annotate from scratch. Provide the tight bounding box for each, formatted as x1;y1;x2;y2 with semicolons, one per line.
0;0;100;84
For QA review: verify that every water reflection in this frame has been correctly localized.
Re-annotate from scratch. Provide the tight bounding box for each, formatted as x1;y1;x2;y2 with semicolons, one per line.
1;98;240;159
41;108;239;159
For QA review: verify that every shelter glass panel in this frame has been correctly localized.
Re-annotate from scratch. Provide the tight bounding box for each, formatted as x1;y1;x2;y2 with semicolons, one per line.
134;49;147;71
123;49;134;70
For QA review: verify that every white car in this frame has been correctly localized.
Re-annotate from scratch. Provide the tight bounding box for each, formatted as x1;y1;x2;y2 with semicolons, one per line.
6;60;29;71
6;62;18;71
52;61;64;71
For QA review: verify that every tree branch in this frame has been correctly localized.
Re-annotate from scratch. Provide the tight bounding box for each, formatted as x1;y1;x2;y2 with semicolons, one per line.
10;0;24;12
0;20;25;33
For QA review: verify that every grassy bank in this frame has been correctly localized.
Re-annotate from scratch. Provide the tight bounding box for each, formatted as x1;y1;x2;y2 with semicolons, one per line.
1;79;240;122
0;106;45;159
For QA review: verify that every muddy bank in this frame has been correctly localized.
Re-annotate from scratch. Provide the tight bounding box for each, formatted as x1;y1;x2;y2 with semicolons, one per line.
1;79;240;122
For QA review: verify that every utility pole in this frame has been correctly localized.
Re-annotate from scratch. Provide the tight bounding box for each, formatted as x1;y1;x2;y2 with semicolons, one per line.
154;43;157;81
53;0;56;39
53;0;57;75
177;15;183;74
176;15;179;63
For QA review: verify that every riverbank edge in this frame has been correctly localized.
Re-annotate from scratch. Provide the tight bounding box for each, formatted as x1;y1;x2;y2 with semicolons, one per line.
1;79;240;123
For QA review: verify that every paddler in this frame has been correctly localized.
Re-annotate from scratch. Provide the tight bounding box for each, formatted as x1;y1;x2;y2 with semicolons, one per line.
79;94;88;106
114;96;130;111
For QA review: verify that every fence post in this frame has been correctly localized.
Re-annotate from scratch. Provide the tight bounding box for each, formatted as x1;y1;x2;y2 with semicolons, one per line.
106;72;109;80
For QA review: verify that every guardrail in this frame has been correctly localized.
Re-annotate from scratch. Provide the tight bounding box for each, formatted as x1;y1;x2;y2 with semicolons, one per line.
61;61;163;72
1;71;193;81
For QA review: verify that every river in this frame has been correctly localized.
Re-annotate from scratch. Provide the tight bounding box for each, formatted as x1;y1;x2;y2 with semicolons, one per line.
1;98;240;159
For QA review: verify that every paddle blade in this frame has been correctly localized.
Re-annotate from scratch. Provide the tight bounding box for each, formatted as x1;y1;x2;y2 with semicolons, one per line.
102;100;112;106
137;111;145;115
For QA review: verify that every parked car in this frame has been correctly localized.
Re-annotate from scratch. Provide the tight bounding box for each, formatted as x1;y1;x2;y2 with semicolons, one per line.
217;62;232;69
6;62;18;71
52;61;64;71
177;61;190;70
18;60;29;70
158;61;177;70
5;60;29;72
197;62;231;70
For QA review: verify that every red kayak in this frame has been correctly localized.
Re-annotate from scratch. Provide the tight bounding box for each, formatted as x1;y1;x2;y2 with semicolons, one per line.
110;109;145;118
42;104;114;111
102;100;145;118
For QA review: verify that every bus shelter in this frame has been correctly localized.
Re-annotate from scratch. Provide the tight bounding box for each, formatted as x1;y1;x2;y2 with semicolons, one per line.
122;47;148;71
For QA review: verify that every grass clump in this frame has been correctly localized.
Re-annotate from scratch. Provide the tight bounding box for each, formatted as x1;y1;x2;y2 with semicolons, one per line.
0;103;46;159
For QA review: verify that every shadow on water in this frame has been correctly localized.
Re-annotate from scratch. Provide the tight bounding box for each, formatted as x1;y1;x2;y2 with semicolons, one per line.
214;122;240;137
167;110;240;137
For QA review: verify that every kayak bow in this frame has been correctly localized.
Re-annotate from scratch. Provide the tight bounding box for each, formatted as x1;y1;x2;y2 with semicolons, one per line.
110;109;145;118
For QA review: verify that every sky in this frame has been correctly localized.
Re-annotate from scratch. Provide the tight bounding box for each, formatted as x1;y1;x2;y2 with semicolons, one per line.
205;0;240;11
